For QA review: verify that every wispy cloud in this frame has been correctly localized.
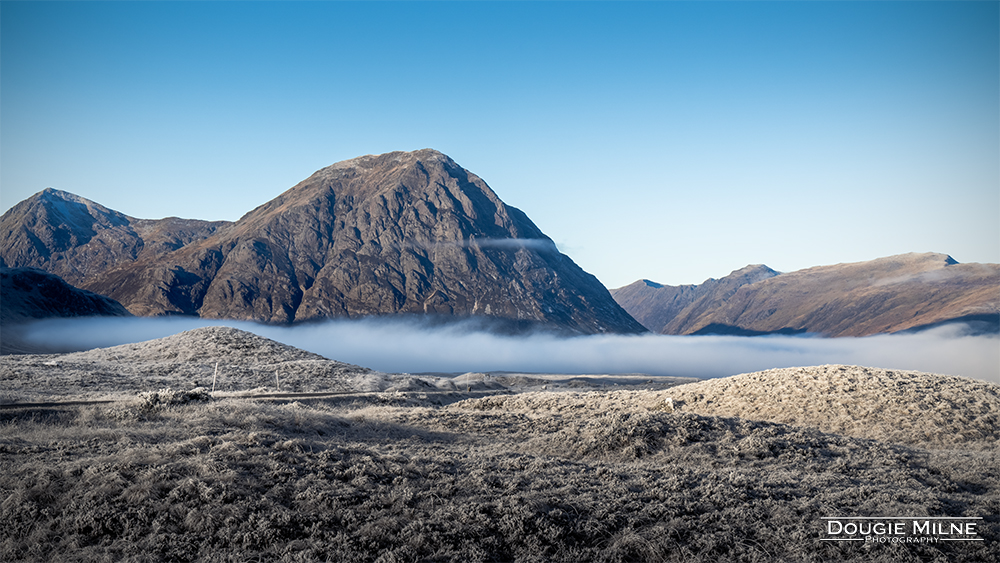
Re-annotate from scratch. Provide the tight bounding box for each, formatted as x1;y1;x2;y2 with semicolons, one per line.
13;316;998;383
870;263;998;287
400;238;560;253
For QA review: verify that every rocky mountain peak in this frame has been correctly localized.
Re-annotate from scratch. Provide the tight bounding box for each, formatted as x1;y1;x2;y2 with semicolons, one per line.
1;150;646;334
1;188;230;285
10;188;130;247
325;148;452;171
725;264;781;284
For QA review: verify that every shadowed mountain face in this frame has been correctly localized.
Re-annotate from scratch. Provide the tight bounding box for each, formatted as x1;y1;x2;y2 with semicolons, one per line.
0;267;133;354
612;253;999;337
0;267;131;324
0;150;645;334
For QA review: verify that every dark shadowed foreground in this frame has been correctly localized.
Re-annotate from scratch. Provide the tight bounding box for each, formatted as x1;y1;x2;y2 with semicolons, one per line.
1;328;997;562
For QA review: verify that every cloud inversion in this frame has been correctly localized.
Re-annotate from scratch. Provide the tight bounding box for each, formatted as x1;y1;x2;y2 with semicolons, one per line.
13;316;999;383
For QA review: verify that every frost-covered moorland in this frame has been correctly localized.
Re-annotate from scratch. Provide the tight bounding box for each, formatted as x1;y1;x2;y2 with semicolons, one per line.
1;327;997;562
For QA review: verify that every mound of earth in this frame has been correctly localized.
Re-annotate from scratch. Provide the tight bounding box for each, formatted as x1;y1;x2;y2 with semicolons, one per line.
652;365;1000;450
455;365;1000;450
0;327;373;402
76;326;327;364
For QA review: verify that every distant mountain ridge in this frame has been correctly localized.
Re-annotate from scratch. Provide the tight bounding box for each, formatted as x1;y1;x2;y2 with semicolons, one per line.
0;149;645;334
611;253;999;337
612;265;781;335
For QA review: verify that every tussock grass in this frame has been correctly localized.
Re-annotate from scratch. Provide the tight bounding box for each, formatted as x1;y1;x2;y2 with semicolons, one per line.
643;365;1000;450
2;331;997;561
2;389;997;562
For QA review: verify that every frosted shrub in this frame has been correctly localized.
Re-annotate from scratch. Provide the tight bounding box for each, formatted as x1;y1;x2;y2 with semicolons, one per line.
137;387;212;410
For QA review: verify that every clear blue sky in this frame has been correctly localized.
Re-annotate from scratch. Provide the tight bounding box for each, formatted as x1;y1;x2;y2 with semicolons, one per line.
2;1;997;288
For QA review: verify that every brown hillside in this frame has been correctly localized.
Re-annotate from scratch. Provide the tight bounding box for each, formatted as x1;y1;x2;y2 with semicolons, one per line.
613;253;998;336
611;265;779;333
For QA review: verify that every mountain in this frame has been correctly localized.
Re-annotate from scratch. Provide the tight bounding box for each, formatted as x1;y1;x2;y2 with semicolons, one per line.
0;267;132;324
612;253;999;337
0;267;133;354
0;149;645;334
611;264;780;334
0;189;231;285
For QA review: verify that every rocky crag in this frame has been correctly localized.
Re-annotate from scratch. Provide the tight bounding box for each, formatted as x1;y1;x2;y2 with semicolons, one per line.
1;150;645;334
612;253;999;336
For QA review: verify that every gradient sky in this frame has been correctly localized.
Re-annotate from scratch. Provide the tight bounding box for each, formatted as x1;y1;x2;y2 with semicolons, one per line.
2;1;997;288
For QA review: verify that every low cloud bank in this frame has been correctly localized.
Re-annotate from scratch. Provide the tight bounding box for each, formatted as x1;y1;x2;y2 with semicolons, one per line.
12;316;999;383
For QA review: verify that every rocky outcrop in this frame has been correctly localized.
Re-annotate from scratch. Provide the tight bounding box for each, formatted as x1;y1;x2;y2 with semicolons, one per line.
612;253;999;337
1;150;645;334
